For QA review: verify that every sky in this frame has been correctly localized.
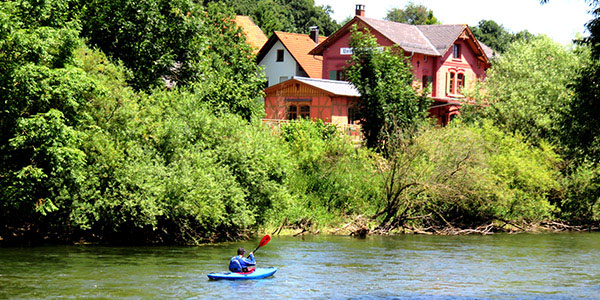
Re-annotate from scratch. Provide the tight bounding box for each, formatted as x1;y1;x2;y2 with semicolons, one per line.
313;0;594;45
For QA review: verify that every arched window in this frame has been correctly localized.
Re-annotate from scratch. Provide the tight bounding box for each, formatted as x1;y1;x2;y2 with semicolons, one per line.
287;105;297;120
457;73;465;92
447;71;466;95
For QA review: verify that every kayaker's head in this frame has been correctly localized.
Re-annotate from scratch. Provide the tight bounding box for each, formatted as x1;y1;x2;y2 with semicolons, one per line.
237;247;246;256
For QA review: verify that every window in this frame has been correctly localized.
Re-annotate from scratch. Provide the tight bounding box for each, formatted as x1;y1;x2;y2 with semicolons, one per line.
299;105;310;119
288;105;310;119
329;70;337;80
329;70;344;80
422;75;428;88
279;76;288;83
447;71;465;95
348;107;358;124
276;49;284;62
457;73;465;91
453;44;461;59
287;105;297;120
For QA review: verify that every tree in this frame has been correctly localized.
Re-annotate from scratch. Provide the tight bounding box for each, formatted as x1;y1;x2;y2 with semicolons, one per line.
385;2;439;25
345;26;431;149
470;20;512;53
202;0;340;36
0;1;97;239
79;1;265;119
471;19;536;54
465;36;581;146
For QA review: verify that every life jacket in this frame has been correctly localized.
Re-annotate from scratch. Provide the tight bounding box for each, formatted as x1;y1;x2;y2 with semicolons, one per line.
229;256;244;272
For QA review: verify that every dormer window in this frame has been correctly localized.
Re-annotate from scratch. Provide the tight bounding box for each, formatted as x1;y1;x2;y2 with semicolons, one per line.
453;44;461;59
277;49;284;62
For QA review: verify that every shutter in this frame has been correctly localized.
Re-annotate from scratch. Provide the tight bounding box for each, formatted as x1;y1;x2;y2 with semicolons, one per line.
446;72;450;95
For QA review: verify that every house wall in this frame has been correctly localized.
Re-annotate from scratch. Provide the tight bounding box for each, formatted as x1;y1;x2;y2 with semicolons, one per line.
409;52;436;94
259;40;300;87
321;27;395;80
434;38;487;99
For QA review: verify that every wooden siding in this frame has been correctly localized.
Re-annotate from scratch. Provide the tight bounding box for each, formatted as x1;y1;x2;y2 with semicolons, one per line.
264;82;358;125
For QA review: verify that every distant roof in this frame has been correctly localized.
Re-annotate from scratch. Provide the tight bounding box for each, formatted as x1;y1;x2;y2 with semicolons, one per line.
310;16;491;63
265;77;360;97
478;41;497;59
257;31;327;79
235;16;268;55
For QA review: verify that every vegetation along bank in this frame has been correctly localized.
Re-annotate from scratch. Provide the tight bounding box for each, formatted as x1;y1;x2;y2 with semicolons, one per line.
0;0;598;245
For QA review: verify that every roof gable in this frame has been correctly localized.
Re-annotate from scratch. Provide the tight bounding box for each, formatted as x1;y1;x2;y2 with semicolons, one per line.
264;77;360;97
257;32;326;79
416;24;466;55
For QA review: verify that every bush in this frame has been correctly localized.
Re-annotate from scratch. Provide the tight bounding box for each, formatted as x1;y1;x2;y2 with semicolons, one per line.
377;121;561;229
281;119;383;225
559;162;600;224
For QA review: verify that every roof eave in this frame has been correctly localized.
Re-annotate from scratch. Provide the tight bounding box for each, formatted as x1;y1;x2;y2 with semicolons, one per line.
256;33;281;63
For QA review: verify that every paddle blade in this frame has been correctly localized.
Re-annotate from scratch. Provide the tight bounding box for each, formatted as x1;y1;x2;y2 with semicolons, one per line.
258;235;271;247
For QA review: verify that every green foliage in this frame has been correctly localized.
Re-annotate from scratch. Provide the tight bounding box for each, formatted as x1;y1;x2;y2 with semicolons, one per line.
464;36;581;146
280;119;382;225
378;121;561;229
72;80;294;242
559;161;600;224
8;109;86;216
0;2;95;236
471;19;535;54
345;26;431;149
561;48;600;164
80;0;266;116
203;0;340;36
385;2;439;25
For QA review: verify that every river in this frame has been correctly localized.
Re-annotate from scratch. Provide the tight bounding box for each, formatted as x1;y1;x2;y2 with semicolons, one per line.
0;233;599;299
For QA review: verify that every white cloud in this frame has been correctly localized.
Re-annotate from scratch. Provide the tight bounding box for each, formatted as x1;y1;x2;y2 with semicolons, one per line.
315;0;593;44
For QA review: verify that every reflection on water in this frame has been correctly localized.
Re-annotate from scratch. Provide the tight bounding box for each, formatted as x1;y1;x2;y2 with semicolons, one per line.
0;233;599;299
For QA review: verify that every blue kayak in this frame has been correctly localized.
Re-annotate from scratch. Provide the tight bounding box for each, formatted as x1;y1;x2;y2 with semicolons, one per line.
207;267;277;280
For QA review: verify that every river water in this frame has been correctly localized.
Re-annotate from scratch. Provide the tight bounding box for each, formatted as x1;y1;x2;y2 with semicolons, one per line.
0;233;599;299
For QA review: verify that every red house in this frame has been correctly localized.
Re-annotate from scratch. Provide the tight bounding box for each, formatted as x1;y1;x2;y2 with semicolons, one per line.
308;5;495;124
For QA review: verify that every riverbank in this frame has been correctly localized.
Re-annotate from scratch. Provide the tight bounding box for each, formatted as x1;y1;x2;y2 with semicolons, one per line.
261;215;600;239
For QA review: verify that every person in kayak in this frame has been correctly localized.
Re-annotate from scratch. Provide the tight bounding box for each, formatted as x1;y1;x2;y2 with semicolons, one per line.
229;247;256;273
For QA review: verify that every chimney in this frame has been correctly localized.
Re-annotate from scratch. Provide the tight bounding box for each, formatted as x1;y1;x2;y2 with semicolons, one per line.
355;4;365;17
309;26;319;44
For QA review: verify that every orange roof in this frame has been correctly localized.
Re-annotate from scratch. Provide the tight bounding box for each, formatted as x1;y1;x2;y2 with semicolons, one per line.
235;16;268;55
266;31;326;79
